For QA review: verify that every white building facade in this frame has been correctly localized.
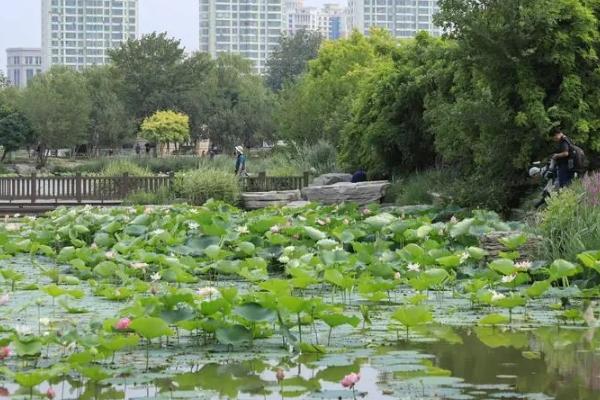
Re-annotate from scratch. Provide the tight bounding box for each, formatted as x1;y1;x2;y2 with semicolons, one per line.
199;0;285;74
348;0;441;39
286;2;347;40
41;0;139;71
6;48;43;88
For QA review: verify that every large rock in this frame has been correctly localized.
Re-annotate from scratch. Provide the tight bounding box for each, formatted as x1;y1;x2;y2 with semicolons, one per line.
242;190;301;210
480;231;543;260
302;181;390;205
310;173;352;187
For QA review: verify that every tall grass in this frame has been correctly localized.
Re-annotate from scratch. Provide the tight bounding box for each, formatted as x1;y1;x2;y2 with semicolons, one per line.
537;173;600;262
174;169;240;206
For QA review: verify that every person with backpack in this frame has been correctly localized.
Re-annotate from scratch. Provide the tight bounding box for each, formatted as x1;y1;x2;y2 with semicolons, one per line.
551;127;587;188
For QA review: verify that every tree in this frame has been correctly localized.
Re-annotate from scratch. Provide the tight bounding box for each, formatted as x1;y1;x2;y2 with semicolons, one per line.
83;66;134;151
20;67;91;167
109;32;211;122
276;29;396;145
206;55;275;149
339;33;455;177
140;110;190;156
426;0;600;208
0;71;8;89
0;105;34;161
266;30;322;91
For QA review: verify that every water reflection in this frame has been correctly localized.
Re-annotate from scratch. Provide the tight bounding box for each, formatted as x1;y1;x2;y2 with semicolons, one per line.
6;326;600;399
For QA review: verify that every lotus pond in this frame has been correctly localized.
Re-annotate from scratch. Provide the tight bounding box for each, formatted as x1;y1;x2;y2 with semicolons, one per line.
0;202;599;399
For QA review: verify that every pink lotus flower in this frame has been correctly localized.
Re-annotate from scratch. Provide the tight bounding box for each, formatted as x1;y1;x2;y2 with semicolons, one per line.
46;387;56;399
341;372;360;389
0;294;9;306
115;318;131;331
0;347;11;360
276;368;285;382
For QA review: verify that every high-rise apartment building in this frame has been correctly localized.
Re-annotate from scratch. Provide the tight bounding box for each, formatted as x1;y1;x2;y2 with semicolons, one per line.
41;0;139;71
348;0;441;39
6;48;43;88
199;0;285;74
287;3;346;40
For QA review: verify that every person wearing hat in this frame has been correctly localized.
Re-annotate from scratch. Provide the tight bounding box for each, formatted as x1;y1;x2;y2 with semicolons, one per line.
235;146;247;176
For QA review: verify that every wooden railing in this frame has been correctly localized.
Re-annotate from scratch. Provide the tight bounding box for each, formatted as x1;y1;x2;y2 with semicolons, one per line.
242;172;311;192
0;173;174;203
0;171;312;203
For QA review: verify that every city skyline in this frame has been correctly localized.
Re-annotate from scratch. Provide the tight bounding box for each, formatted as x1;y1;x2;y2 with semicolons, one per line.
0;0;342;74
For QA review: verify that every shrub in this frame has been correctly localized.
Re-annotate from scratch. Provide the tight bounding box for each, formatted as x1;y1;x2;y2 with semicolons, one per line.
123;186;172;205
174;169;240;206
389;170;448;206
138;156;200;173
101;160;151;177
282;140;338;176
538;174;600;262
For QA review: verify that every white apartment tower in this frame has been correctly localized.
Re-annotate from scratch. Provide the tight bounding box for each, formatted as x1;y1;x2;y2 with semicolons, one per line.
6;48;43;89
41;0;139;71
348;0;441;39
286;2;346;40
199;0;285;74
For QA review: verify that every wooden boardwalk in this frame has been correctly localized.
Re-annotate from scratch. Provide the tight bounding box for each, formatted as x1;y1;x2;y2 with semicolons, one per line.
0;171;312;215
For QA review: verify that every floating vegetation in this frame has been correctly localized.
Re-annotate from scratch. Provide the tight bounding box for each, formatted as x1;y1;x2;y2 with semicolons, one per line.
0;203;597;399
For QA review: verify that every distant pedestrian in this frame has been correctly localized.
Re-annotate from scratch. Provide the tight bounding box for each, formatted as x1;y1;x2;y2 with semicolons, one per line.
551;128;576;188
145;142;151;156
135;143;141;157
234;145;247;176
351;169;367;183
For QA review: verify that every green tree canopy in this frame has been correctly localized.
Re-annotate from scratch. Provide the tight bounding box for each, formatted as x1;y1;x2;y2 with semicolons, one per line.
140;110;190;145
109;32;211;122
340;33;456;177
0;103;35;161
426;0;600;207
266;30;322;91
83;66;134;150
20;67;91;166
276;29;396;145
206;55;275;149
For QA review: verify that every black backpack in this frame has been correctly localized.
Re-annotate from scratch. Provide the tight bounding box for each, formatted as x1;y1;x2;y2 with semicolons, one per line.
565;137;588;172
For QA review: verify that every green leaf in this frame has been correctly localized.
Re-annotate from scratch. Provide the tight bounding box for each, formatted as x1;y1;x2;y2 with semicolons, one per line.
12;336;42;357
494;294;526;309
577;251;600;273
93;261;119;278
391;305;433;328
478;313;509;326
299;342;327;353
548;259;579;280
15;370;51;388
488;259;516;276
129;317;172;340
449;218;473;238
436;255;461;268
216;324;252;345
234;302;276;322
467;246;487;261
320;313;360;328
525;280;550;298
304;226;326;241
78;366;111;382
499;233;528;250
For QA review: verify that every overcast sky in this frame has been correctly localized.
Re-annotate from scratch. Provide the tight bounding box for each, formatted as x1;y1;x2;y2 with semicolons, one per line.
0;0;340;74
